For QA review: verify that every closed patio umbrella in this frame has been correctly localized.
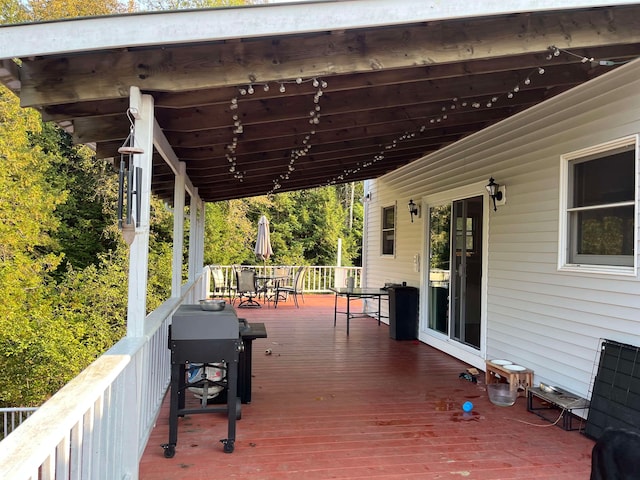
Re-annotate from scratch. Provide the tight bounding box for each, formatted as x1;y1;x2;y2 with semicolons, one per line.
254;215;274;301
254;215;273;263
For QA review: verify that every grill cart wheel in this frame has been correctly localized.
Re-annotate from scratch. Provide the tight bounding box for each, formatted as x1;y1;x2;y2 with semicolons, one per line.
221;439;235;453
162;444;176;458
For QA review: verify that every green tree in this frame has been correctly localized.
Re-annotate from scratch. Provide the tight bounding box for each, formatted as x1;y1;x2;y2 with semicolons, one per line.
204;198;256;265
203;185;364;268
0;0;29;23
31;123;119;274
136;0;246;11
0;85;66;405
24;0;125;21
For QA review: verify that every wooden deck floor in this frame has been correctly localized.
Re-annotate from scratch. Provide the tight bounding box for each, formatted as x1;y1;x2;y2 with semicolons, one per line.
140;295;594;479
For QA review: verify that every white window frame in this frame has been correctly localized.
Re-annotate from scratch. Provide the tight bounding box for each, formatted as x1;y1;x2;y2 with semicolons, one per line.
381;204;396;256
558;135;639;276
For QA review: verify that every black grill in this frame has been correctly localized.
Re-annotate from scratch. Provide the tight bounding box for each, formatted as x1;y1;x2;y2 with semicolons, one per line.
163;304;242;457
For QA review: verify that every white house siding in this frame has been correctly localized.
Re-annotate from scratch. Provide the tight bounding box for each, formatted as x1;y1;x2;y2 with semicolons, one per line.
364;58;640;398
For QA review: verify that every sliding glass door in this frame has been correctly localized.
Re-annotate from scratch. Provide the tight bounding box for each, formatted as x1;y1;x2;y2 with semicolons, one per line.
428;195;483;349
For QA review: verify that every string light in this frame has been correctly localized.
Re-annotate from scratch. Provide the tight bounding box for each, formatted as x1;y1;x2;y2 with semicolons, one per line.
269;78;327;194
226;77;328;189
322;45;629;187
227;45;632;190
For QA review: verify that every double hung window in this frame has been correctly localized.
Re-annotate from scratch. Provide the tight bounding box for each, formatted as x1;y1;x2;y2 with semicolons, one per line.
560;136;637;273
381;205;396;256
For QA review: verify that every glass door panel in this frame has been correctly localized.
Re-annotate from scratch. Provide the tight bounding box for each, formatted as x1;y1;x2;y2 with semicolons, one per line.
451;196;483;349
427;196;483;350
428;204;451;335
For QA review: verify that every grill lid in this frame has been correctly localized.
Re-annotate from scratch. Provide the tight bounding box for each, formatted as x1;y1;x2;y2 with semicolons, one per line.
171;304;239;340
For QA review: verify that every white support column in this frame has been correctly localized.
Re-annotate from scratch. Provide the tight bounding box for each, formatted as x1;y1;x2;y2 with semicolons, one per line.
126;88;154;338
187;190;200;283
172;162;186;297
195;196;206;298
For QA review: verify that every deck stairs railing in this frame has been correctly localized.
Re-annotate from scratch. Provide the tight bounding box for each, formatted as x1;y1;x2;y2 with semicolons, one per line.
1;408;38;440
0;264;361;480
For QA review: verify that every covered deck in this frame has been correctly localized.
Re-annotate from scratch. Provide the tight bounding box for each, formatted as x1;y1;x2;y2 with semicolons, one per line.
140;295;593;479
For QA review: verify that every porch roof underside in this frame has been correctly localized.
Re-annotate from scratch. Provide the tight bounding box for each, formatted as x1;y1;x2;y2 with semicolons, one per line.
2;0;640;204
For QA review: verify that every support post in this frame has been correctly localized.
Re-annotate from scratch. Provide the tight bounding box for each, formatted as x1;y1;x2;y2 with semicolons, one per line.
188;191;199;284
172;162;186;297
126;87;154;338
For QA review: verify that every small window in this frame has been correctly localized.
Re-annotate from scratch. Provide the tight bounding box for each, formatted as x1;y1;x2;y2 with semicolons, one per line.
381;205;396;256
560;136;637;273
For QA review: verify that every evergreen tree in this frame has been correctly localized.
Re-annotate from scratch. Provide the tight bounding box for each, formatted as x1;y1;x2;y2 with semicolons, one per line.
0;85;66;406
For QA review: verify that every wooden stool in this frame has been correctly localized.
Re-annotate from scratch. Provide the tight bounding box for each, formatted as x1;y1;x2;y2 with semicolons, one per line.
485;361;533;398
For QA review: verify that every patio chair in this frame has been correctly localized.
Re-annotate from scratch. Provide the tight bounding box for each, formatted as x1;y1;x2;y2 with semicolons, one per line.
236;268;261;308
222;264;241;305
275;265;308;308
210;266;226;299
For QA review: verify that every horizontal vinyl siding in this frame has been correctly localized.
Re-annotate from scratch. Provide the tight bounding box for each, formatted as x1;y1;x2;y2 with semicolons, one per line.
365;59;640;397
362;180;422;320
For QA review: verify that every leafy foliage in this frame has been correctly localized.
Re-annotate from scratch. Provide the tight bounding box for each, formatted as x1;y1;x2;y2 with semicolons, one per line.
32;123;119;274
136;0;246;11
0;86;66;405
204;183;364;267
25;0;126;21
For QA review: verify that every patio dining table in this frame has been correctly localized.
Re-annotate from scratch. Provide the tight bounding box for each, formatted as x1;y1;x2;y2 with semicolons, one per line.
330;287;389;335
255;275;291;306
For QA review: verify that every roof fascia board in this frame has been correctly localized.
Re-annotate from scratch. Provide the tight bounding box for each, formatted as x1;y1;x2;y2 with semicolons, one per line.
1;0;638;59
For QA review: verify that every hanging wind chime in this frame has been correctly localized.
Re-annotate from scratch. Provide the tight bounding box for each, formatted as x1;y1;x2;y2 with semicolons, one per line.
117;108;144;245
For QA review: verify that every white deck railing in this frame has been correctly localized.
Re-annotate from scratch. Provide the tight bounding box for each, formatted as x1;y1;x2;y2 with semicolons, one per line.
0;272;206;480
0;265;361;480
1;408;38;440
206;264;362;295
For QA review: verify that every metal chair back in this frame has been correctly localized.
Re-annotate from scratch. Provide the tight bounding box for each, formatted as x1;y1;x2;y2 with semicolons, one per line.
211;267;226;298
236;269;261;307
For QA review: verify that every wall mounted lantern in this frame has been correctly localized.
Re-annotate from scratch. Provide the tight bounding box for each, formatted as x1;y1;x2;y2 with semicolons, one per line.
408;199;419;223
486;177;504;211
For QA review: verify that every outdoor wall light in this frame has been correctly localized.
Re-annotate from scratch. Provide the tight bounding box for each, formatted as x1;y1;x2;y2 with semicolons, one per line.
486;177;503;211
408;199;419;223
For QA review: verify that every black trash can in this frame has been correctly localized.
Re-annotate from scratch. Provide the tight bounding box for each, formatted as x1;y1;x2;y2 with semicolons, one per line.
388;286;419;340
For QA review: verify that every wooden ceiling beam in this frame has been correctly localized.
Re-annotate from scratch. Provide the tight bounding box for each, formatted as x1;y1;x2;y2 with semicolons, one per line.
18;6;640;107
39;43;640;123
152;157;414;202
73;65;570;145
172;146;434;183
153;67;584;133
164;104;530;149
